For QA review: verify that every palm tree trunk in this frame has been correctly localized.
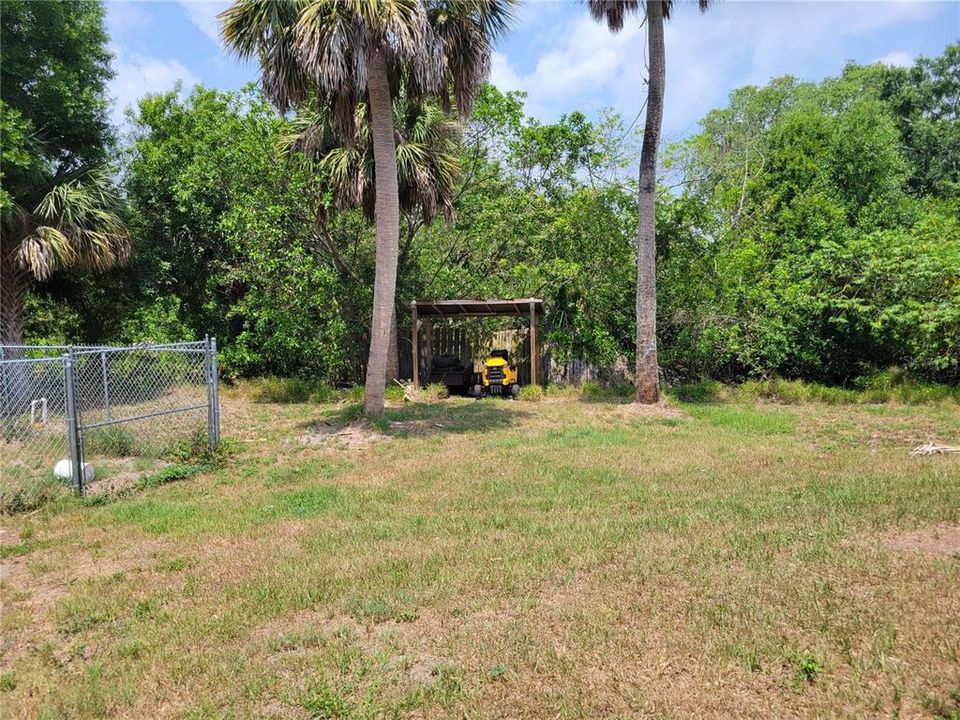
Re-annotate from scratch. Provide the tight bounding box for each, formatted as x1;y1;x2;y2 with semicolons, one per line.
386;306;400;384
634;0;665;404
363;45;401;415
0;245;29;351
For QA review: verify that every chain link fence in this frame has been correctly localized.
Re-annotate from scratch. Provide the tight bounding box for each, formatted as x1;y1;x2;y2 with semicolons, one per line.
1;340;219;510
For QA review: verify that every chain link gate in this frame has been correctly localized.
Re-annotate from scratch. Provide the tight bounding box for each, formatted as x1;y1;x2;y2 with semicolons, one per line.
1;339;220;502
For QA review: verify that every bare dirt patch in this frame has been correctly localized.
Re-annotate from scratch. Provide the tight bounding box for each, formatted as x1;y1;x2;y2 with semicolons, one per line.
879;523;960;557
299;422;391;450
0;527;20;547
83;457;174;497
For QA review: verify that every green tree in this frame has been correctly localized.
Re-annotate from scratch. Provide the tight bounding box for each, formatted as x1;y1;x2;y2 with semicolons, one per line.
834;44;960;198
220;0;513;415
0;0;127;347
659;46;960;384
122;86;355;382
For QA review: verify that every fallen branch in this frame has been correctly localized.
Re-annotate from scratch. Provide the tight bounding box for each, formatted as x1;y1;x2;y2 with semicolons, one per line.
910;442;960;457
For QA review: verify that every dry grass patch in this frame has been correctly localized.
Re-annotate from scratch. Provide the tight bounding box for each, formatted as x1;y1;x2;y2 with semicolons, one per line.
878;522;960;557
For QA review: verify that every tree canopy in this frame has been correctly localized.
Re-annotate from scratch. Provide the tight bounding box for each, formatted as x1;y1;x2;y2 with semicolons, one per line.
6;13;956;391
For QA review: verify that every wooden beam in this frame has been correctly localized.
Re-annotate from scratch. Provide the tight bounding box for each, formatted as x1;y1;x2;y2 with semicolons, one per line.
410;301;419;388
423;319;433;383
529;300;539;386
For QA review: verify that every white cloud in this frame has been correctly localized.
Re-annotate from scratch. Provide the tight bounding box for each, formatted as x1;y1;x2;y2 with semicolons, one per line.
491;13;643;119
110;50;200;125
490;51;523;94
105;0;150;39
875;50;914;67
177;0;230;47
493;0;940;136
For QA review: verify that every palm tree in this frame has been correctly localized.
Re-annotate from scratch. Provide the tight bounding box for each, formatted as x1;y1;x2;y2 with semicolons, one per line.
0;167;130;350
284;93;461;380
588;0;708;404
221;0;513;415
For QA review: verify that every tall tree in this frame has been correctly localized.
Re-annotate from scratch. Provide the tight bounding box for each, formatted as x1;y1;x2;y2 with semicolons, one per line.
220;0;513;415
588;0;708;403
0;0;128;348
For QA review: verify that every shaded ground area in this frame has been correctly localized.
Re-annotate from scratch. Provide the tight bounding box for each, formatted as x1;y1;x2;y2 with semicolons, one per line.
1;387;958;719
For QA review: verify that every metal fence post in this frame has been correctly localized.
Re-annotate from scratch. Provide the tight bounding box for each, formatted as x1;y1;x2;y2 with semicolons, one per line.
64;349;85;495
1;346;11;443
205;337;213;449
210;337;220;448
100;350;111;420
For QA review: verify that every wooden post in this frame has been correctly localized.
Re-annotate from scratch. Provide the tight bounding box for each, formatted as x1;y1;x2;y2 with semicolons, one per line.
423;319;433;380
529;301;539;386
410;301;419;388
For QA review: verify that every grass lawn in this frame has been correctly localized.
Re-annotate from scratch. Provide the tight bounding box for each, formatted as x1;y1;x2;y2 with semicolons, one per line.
1;385;959;719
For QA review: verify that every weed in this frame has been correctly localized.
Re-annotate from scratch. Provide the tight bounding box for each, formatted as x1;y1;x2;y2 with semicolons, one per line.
0;671;15;692
137;464;201;490
268;632;327;653
737;376;960;406
922;689;960;720
134;598;163;620
666;381;726;403
790;651;823;684
730;645;761;672
0;475;67;515
385;384;407;403
0;539;35;559
344;595;417;624
165;427;231;466
322;402;365;426
518;385;545;402
156;557;191;572
83;427;140;457
116;639;142;659
489;664;508;681
425;382;450;400
340;385;365;403
57;600;112;635
301;677;352;719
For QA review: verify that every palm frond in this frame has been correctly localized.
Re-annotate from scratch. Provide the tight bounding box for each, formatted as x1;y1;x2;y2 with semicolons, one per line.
587;0;708;28
11;168;129;281
220;0;309;111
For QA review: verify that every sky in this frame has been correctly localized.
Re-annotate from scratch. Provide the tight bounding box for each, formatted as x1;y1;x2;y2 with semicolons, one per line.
106;0;959;141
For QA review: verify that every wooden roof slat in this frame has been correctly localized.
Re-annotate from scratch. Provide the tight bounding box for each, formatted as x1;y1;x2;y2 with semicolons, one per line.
413;298;544;318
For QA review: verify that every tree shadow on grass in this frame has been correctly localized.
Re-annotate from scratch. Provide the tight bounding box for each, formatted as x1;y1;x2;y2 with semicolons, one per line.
575;385;634;404
297;397;530;443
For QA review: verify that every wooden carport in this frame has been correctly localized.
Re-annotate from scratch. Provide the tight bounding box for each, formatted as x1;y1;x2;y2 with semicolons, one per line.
410;298;544;388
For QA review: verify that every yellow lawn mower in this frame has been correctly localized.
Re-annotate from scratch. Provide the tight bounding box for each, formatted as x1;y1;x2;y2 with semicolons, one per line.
476;349;520;398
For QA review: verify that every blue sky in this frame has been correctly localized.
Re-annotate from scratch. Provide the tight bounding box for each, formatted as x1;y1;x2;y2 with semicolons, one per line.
106;0;959;140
